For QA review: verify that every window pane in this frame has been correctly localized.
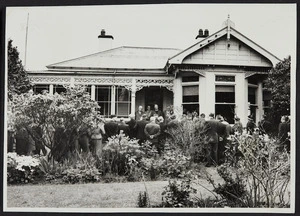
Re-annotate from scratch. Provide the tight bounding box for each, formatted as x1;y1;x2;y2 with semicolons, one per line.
33;85;49;94
215;85;234;92
182;76;199;82
116;87;130;102
183;96;199;103
183;86;199;96
54;85;66;94
117;103;130;117
95;86;111;117
183;104;199;114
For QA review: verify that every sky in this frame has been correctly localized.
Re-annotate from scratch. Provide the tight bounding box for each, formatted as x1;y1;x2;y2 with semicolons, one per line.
6;4;296;70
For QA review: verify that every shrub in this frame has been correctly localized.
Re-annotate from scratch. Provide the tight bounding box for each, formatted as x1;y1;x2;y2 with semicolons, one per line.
141;149;191;179
102;134;145;176
206;133;290;208
39;152;102;184
161;179;197;207
7;153;41;184
164;119;206;162
137;191;150;208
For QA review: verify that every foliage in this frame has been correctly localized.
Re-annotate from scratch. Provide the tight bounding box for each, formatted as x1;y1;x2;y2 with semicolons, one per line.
7;153;41;184
265;56;291;126
7;39;32;100
137;191;150;208
9;85;100;161
164;119;207;162
102;134;145;177
212;165;247;205
207;133;290;207
161;179;197;207
141;148;191;180
39;152;102;184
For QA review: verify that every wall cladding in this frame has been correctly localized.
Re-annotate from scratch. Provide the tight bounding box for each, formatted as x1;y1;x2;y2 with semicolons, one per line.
183;35;272;67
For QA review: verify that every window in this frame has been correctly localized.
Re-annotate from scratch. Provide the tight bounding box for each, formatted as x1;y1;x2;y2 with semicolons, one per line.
115;86;131;117
53;85;66;94
33;84;49;94
182;85;199;114
95;85;111;117
248;87;256;105
215;75;235;82
182;76;199;82
215;85;235;124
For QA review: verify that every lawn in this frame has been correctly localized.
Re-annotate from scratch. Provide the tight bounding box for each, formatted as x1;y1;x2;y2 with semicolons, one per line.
6;167;222;208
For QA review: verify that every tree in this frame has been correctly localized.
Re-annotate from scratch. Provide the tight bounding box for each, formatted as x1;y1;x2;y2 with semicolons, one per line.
10;85;100;161
8;39;32;100
265;56;290;126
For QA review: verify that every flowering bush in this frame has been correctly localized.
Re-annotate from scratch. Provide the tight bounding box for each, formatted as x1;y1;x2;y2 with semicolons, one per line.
7;153;41;184
102;134;145;177
9;85;100;160
141;149;191;179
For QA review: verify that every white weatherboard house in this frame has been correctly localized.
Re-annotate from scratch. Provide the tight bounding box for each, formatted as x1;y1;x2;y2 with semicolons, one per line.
28;17;280;125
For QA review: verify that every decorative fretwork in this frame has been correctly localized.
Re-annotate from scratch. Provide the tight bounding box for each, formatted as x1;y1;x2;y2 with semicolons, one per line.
30;76;174;92
30;76;71;84
74;77;132;85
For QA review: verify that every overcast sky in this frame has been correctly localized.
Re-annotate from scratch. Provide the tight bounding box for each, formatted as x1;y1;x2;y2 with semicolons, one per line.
6;4;296;70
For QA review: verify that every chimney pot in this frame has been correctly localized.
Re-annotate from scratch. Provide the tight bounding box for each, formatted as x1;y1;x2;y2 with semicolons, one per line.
204;29;209;37
101;29;106;36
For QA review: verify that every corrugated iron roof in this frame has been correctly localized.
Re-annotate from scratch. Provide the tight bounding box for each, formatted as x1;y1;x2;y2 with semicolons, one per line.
47;46;181;70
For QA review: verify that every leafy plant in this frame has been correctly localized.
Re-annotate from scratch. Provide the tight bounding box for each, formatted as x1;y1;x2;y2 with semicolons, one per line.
137;191;150;208
161;179;197;207
7;153;42;184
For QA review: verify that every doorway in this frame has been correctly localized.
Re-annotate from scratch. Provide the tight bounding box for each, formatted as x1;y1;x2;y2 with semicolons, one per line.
144;87;164;110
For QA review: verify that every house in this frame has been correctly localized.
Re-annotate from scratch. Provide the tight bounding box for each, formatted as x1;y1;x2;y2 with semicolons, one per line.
28;16;280;125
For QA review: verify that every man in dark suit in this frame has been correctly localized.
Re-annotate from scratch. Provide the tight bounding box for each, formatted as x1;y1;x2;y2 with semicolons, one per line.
204;119;229;166
126;114;137;139
135;114;149;144
151;104;163;118
258;114;272;135
144;116;161;152
135;105;144;121
104;115;119;141
278;115;290;152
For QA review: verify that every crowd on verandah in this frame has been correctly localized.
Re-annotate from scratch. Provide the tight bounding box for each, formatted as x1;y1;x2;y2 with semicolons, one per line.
11;104;291;167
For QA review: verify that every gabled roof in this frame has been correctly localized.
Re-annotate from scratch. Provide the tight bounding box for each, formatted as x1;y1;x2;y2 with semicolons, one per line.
168;25;281;67
47;46;181;70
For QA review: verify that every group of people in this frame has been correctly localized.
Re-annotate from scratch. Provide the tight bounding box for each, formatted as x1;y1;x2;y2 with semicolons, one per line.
10;103;291;165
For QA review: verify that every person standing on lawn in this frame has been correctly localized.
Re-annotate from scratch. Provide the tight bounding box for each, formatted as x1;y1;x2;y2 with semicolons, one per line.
144;116;161;153
90;117;105;157
258;114;272;135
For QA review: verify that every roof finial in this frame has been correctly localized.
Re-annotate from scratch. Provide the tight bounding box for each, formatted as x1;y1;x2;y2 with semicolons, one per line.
222;14;235;28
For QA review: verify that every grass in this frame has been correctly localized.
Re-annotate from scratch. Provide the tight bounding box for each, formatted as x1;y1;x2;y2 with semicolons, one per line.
7;167;223;208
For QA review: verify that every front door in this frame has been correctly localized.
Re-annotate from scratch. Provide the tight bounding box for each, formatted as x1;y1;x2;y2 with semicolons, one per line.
144;87;163;110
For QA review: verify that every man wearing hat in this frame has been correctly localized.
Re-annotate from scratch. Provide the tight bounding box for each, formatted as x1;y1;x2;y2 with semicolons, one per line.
246;115;256;135
258;114;272;135
233;116;243;134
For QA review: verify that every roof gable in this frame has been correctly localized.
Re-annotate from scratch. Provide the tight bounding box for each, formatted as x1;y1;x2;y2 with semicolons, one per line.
168;26;281;67
182;35;273;67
